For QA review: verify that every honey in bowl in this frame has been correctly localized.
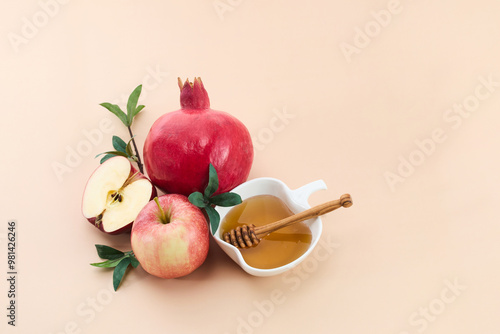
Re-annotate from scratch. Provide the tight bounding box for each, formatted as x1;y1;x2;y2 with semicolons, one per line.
220;195;312;269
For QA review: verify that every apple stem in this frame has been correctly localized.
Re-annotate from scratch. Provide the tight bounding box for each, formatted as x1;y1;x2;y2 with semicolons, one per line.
154;197;170;224
128;126;144;174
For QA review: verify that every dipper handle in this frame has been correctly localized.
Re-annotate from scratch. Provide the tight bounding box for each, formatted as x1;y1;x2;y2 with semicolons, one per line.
223;194;352;249
255;194;352;236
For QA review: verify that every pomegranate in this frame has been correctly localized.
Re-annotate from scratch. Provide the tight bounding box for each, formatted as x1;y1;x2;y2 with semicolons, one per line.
143;77;253;196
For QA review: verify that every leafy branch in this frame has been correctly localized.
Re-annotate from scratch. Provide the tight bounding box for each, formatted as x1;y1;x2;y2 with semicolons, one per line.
98;85;145;173
96;135;138;164
188;164;242;234
90;245;139;291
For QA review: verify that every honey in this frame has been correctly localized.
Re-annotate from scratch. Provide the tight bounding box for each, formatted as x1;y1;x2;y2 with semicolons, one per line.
220;195;312;269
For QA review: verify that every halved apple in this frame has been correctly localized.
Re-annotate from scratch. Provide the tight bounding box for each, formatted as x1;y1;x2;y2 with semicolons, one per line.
82;156;157;234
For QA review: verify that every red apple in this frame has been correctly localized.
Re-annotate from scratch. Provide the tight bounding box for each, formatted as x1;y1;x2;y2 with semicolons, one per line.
131;194;209;279
82;156;156;234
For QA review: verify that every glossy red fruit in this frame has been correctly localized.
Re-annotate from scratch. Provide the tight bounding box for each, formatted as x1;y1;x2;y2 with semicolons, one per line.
131;194;209;279
143;77;253;196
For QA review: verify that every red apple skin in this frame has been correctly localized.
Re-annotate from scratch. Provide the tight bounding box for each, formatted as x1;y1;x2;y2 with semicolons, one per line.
82;161;157;235
131;194;209;279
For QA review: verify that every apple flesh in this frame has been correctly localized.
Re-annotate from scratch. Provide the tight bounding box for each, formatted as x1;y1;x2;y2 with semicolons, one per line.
82;156;156;234
131;194;209;279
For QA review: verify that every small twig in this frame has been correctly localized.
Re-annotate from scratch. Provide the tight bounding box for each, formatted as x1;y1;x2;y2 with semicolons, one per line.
127;126;144;174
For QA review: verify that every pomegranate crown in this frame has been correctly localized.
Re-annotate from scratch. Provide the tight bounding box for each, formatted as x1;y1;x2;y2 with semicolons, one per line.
178;77;210;109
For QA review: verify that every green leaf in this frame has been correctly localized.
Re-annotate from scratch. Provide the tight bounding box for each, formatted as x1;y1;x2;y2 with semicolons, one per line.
126;85;143;125
100;102;129;126
205;205;220;235
90;246;139;292
95;244;125;260
204;164;219;198
90;257;124;268
113;258;131;291
130;255;140;268
112;136;127;154
100;154;115;164
95;151;128;159
209;192;242;207
188;192;207;208
134;105;145;115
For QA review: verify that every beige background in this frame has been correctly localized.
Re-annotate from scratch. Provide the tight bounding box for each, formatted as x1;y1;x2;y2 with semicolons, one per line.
1;0;499;333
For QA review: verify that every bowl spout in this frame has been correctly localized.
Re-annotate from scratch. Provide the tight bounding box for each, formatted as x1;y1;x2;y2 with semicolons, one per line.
291;180;327;205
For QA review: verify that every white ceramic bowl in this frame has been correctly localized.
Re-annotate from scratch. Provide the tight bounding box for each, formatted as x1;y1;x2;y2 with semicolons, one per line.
212;177;327;277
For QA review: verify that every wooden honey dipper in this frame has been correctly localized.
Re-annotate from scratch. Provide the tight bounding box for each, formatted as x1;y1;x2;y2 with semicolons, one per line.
223;194;352;249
